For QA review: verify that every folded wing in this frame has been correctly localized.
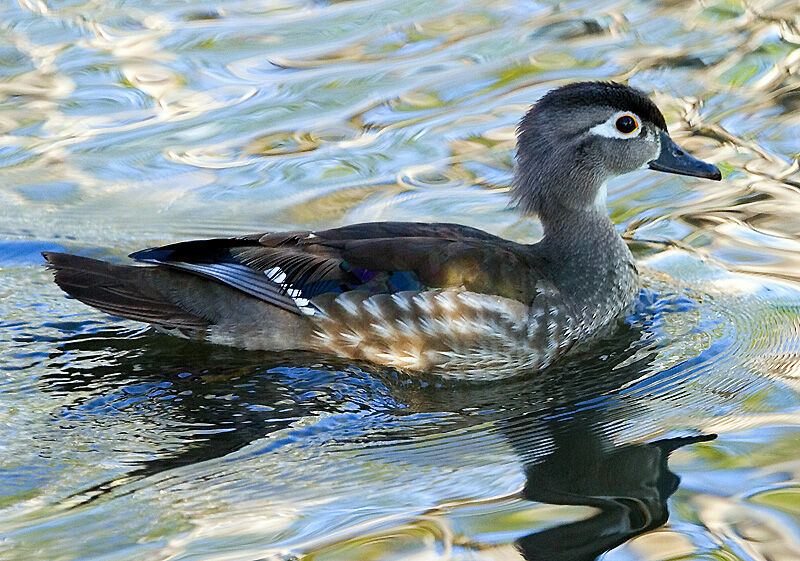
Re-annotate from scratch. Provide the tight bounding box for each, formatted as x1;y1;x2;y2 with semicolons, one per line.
130;221;542;316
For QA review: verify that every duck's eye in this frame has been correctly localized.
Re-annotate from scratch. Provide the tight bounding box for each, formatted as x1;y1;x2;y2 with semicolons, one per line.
615;114;639;134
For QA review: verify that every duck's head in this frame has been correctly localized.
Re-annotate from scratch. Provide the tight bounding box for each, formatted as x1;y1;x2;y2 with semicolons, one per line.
513;81;720;217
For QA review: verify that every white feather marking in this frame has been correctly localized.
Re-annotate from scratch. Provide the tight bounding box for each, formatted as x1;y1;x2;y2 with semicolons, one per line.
335;293;361;316
362;297;384;320
261;268;318;315
395;352;424;369
589;111;641;139
412;293;434;315
295;299;317;316
418;317;436;336
375;350;423;369
528;307;545;322
340;330;363;346
547;308;558;334
312;329;330;343
450;317;477;335
456;292;481;308
391;293;412;311
434;292;458;312
593;181;608;208
264;267;287;284
369;322;393;338
640;131;662;169
394;318;417;337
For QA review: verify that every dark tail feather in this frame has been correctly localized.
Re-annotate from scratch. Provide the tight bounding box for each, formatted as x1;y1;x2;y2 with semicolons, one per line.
42;252;209;332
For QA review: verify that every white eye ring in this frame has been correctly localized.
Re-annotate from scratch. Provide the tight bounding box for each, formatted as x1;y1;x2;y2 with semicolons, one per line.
589;111;642;139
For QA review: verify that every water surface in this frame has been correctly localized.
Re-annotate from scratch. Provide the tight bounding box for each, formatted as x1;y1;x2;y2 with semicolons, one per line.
2;0;800;559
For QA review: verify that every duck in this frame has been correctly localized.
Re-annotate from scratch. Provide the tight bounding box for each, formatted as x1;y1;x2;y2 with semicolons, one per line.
44;81;721;380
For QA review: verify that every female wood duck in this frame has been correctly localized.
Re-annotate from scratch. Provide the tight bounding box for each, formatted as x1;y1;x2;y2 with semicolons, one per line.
44;81;721;380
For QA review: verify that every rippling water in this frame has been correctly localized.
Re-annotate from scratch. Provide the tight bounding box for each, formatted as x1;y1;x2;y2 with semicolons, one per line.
2;0;800;559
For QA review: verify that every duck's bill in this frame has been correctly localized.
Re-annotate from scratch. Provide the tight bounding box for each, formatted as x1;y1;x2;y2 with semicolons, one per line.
649;130;721;180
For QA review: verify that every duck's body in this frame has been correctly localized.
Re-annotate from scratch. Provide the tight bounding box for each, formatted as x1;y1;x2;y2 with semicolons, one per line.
45;214;636;380
44;81;720;379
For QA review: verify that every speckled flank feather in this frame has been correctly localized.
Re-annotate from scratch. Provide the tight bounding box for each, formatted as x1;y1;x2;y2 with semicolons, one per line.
309;290;551;379
304;274;636;380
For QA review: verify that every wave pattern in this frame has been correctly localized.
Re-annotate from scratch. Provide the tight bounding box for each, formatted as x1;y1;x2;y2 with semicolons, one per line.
2;0;800;560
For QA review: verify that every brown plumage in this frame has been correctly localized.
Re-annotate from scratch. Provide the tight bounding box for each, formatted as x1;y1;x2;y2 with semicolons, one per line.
43;81;722;379
42;252;209;332
42;218;628;379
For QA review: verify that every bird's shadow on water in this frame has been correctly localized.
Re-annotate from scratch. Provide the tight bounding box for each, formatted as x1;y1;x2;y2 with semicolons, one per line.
40;318;714;561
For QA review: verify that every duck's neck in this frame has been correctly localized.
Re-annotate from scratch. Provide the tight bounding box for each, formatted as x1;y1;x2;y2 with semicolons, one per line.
539;203;620;250
535;200;638;320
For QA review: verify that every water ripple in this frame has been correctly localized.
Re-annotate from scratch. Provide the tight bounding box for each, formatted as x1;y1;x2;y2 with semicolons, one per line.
2;0;800;560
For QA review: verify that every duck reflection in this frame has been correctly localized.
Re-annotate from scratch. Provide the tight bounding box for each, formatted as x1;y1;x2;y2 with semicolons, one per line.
42;324;714;560
388;330;714;560
511;420;713;561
